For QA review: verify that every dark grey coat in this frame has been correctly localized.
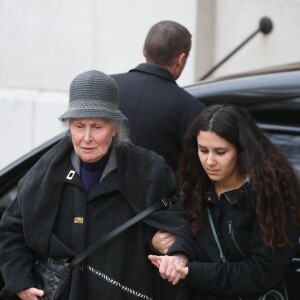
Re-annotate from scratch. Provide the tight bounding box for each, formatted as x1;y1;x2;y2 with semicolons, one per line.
0;135;193;300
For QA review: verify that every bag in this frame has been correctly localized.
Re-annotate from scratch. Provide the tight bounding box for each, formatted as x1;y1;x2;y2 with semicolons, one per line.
34;197;171;299
34;258;70;300
207;206;287;300
258;289;286;300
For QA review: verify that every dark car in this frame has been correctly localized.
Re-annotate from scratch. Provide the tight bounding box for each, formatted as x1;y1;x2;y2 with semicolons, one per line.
0;63;299;298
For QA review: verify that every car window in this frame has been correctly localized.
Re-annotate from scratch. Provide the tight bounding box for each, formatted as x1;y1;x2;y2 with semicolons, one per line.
268;133;300;175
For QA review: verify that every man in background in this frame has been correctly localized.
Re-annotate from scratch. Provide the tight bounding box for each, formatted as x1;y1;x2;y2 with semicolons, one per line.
112;20;203;299
112;20;204;175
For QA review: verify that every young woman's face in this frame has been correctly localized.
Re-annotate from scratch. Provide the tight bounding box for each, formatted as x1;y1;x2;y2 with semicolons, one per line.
197;130;239;185
70;118;117;163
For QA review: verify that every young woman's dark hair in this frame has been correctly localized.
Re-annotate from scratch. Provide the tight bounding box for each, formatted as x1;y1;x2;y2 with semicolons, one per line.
178;104;300;248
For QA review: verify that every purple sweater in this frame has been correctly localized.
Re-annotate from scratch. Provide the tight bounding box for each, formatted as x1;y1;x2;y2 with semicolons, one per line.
80;150;111;193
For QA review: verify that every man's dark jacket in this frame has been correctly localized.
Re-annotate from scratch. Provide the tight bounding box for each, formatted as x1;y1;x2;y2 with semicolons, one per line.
0;135;193;300
112;63;204;173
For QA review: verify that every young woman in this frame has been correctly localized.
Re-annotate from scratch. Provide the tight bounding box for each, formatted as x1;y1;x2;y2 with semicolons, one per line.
149;104;300;300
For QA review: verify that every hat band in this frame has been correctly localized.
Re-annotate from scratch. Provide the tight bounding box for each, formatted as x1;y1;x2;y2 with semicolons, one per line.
69;99;118;111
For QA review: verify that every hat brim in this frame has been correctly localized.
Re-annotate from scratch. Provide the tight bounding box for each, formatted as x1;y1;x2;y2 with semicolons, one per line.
58;109;128;122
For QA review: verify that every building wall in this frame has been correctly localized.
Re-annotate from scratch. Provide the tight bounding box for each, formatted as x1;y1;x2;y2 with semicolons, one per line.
198;0;300;78
0;0;199;169
1;0;300;169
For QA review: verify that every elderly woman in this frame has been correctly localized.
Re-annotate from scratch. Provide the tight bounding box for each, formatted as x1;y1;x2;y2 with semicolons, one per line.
0;70;192;300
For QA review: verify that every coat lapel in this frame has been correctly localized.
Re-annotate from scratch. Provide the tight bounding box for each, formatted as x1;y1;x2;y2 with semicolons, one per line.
88;169;120;201
21;135;73;255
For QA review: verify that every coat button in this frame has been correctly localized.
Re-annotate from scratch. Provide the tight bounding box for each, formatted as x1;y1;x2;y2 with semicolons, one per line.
208;197;211;200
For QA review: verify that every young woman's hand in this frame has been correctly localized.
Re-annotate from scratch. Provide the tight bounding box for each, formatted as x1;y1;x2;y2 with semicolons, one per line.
175;264;189;279
148;253;188;285
151;230;176;254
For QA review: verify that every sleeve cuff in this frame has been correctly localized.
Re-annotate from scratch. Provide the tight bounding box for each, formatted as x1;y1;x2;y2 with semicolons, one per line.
1;277;36;298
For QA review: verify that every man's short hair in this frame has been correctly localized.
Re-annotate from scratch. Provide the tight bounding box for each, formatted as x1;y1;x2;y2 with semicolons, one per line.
143;20;192;66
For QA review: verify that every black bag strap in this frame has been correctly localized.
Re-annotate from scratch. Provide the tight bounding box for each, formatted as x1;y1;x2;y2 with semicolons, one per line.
69;197;172;269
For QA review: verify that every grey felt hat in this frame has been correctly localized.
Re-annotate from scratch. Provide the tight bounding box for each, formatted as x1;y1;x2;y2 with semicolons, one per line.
59;70;127;122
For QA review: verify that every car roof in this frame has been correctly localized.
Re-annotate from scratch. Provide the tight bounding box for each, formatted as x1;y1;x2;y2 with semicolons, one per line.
197;61;300;81
185;63;300;126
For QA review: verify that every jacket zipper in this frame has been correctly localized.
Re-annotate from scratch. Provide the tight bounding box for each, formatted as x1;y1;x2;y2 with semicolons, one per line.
228;220;246;257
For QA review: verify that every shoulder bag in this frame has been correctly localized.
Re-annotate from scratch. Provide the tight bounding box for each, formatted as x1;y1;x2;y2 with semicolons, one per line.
34;197;172;300
206;205;287;300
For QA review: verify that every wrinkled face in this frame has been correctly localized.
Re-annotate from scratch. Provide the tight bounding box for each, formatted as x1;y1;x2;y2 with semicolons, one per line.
70;118;117;163
197;131;239;185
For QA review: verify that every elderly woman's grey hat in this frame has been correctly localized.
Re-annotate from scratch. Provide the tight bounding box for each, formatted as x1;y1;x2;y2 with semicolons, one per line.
59;70;127;122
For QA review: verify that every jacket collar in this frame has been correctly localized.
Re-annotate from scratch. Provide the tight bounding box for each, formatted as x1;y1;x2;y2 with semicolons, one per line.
131;63;177;84
204;181;250;206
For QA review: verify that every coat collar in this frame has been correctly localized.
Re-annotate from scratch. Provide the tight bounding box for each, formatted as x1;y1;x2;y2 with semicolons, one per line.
67;147;119;199
204;181;250;207
131;63;177;84
69;146;117;182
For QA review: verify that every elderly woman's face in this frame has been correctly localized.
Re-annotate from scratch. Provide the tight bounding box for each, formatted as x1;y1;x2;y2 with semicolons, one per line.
69;118;117;163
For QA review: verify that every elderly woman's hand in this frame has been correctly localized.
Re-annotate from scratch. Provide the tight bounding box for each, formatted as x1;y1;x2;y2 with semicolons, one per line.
151;230;177;254
148;253;188;285
16;287;44;300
